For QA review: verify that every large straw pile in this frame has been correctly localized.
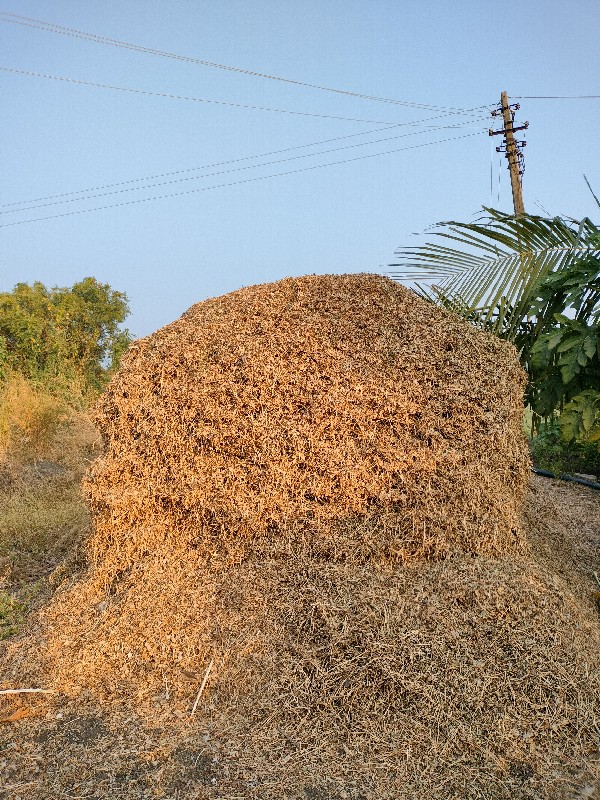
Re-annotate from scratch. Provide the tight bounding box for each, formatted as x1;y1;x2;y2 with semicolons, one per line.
85;273;529;577
39;272;532;696
8;275;600;798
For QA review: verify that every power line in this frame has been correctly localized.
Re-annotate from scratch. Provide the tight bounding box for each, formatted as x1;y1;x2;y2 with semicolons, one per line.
497;153;501;207
0;12;483;113
489;134;494;207
1;117;489;213
0;66;403;124
0;130;485;229
512;94;600;100
2;110;489;208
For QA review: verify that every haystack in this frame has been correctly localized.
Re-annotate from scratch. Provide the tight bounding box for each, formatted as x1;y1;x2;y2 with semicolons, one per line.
5;274;600;798
48;271;531;694
86;272;528;572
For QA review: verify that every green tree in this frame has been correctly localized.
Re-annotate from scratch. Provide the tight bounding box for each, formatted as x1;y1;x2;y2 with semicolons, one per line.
0;277;131;388
390;209;600;446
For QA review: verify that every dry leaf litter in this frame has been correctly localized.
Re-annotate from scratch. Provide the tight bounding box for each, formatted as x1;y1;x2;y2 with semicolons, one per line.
1;274;599;799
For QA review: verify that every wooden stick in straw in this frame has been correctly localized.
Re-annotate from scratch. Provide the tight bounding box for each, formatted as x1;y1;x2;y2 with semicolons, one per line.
0;689;53;695
189;659;214;717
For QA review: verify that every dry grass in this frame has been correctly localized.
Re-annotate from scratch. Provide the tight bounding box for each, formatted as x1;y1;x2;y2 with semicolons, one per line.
0;480;88;587
0;379;98;636
0;373;67;463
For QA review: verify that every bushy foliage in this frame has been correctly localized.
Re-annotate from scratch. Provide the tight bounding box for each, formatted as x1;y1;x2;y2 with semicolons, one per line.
528;248;600;443
0;277;131;388
529;419;600;477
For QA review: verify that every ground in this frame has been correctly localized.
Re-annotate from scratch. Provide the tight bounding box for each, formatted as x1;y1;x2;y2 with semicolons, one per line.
0;471;599;800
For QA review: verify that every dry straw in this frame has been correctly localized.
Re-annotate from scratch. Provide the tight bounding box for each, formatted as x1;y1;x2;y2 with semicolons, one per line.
45;272;532;694
86;273;529;575
5;274;599;798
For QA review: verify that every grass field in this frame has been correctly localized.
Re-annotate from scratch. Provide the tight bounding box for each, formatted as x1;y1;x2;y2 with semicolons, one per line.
0;375;98;641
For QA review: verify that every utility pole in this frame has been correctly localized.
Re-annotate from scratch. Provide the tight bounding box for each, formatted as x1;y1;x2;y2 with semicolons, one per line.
489;91;528;216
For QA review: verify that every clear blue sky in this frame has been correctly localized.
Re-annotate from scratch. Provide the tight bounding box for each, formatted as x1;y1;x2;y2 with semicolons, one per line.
1;0;599;337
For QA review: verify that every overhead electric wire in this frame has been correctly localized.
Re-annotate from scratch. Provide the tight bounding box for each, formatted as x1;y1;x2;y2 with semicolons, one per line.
497;154;501;206
0;130;486;229
1;117;490;214
0;12;487;113
489;134;493;207
0;66;405;124
2;112;489;210
512;94;600;99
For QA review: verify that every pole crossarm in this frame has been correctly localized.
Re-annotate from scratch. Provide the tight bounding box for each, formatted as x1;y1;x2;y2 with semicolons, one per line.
488;123;529;136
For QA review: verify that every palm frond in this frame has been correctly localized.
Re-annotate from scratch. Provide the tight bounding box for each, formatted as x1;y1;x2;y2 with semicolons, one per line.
389;209;600;340
584;175;600;210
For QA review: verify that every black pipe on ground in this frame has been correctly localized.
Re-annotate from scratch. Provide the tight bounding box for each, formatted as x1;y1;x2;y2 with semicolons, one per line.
531;467;600;491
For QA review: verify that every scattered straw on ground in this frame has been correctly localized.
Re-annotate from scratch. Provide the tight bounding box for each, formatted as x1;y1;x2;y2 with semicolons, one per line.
1;275;598;799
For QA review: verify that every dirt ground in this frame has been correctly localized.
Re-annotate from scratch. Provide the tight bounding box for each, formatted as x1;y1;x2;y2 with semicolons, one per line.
1;474;599;800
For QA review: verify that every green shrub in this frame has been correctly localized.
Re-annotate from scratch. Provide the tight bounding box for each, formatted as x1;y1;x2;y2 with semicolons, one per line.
529;419;600;477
